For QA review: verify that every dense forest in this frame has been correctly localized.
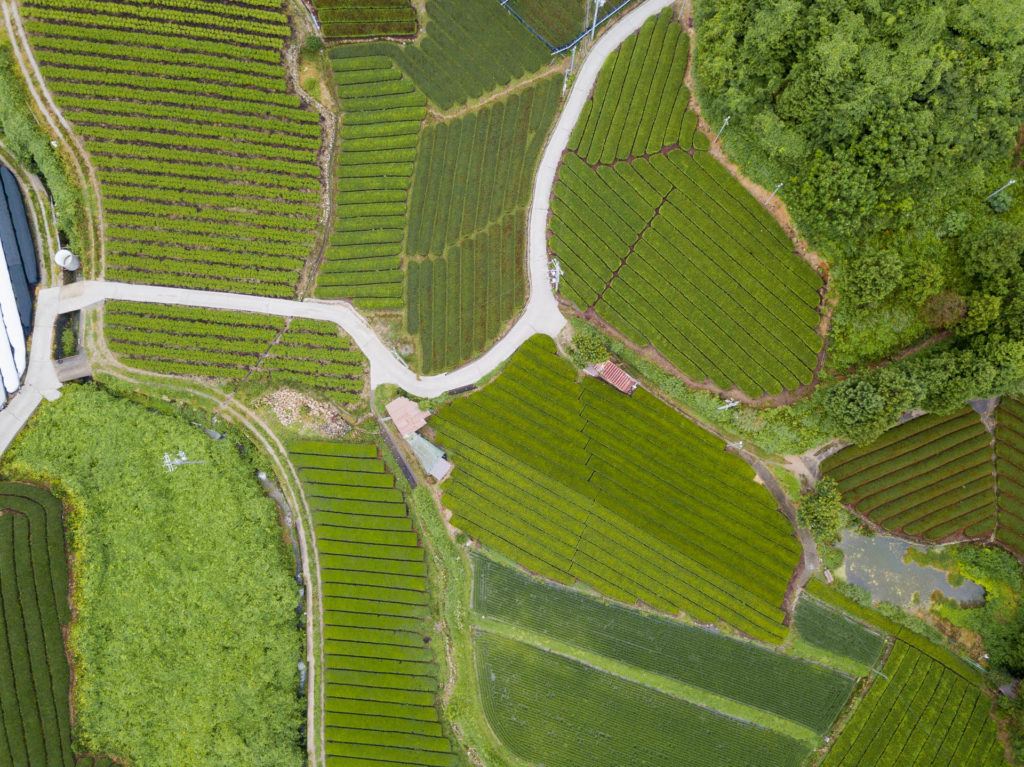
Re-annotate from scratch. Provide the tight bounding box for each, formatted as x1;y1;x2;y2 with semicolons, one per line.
695;0;1024;442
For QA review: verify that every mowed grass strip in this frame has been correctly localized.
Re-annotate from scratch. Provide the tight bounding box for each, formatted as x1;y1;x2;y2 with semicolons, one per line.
823;409;997;542
0;484;74;767
105;302;366;404
473;554;854;734
24;0;322;296
996;397;1024;557
821;640;1006;767
475;631;810;767
432;335;800;643
288;441;458;767
405;74;561;373
316;52;426;309
551;11;821;397
313;0;417;41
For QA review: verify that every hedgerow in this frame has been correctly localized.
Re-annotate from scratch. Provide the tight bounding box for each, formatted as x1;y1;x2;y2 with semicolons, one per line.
288;441;459;766
23;0;321;296
312;0;417;41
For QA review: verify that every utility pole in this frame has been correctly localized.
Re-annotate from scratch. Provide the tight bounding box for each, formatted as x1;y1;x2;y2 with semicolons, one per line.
563;47;576;95
768;182;783;203
986;178;1017;201
715;115;731;143
591;0;605;41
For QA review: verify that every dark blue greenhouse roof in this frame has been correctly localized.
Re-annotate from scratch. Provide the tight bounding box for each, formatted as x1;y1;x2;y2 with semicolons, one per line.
0;165;38;334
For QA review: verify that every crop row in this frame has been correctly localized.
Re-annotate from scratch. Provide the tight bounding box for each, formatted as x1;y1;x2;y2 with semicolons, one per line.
407;214;524;374
476;632;809;767
505;0;588;47
431;336;797;641
822;641;1004;766
551;146;821;396
104;304;365;402
996;398;1024;558
315;54;424;308
24;0;321;297
571;10;696;163
287;442;457;767
314;0;417;41
474;554;855;734
0;484;75;767
793;595;885;667
407;75;559;257
338;0;551;111
823;409;1000;542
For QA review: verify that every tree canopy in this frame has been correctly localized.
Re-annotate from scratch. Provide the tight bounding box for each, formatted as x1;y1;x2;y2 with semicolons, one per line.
696;0;1024;368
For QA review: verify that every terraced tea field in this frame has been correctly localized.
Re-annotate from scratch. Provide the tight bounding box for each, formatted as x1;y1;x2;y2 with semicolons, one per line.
432;335;801;643
0;484;73;767
821;640;1005;766
316;53;426;308
290;441;458;767
793;595;886;667
406;75;561;372
23;0;322;296
312;0;417;41
550;11;822;397
822;409;997;542
475;632;810;767
339;0;552;110
105;302;365;404
504;0;588;48
473;554;854;734
995;397;1024;556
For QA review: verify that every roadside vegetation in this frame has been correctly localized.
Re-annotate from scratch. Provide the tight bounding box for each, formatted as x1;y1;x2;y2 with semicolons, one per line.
4;385;304;767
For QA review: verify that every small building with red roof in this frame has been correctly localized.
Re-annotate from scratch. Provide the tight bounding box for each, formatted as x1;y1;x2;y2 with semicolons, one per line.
596;360;639;395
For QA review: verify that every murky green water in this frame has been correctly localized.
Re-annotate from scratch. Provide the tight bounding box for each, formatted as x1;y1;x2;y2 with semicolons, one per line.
837;531;985;607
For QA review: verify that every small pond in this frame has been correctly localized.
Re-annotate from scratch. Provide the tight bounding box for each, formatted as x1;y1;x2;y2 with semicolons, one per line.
837;530;985;608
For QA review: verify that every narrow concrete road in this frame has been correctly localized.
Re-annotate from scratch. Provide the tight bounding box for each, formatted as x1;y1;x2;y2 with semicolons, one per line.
0;0;676;455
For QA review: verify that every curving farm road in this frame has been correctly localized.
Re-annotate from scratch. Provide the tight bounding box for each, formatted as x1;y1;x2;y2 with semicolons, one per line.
0;0;676;454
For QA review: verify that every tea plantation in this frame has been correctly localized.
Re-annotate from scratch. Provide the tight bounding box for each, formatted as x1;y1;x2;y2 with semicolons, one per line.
433;335;801;643
550;10;823;397
23;0;322;295
290;440;458;767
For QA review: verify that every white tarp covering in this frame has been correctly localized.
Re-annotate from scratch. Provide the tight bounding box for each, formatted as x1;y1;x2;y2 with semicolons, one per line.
0;237;26;391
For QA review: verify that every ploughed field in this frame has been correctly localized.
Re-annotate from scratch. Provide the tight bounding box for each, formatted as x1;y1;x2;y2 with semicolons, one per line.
104;302;366;405
23;0;322;296
290;440;458;767
549;10;823;398
432;335;802;643
823;400;1024;558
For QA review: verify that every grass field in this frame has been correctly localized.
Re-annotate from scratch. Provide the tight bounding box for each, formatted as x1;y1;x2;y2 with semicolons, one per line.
7;385;304;766
793;595;885;667
104;302;366;404
822;409;997;542
24;0;321;296
550;11;822;397
289;440;459;767
406;74;561;372
432;336;801;643
339;0;553;110
821;640;1006;766
473;554;854;734
313;0;418;41
315;52;426;308
0;483;74;767
995;397;1024;556
475;631;810;767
